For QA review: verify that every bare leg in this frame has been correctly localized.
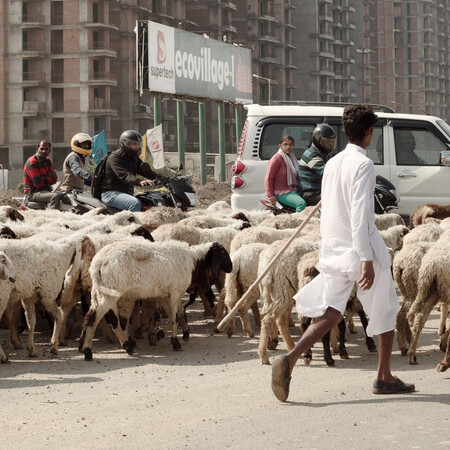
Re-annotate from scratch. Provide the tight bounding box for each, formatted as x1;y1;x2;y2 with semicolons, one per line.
271;307;342;401
376;330;397;382
371;329;415;394
285;307;343;373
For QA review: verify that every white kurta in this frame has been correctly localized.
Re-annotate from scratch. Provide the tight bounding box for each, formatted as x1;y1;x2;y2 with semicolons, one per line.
294;144;400;336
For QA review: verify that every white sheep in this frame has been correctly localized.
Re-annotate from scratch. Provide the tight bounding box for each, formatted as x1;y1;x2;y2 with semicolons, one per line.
296;249;377;366
229;226;319;255
0;251;16;363
393;241;434;356
139;206;188;229
79;240;232;360
1;235;91;357
402;223;443;246
257;237;320;364
0;206;24;223
379;225;409;252
405;240;450;364
258;209;321;229
228;210;272;226
219;242;269;338
151;224;238;253
58;228;153;345
177;215;250;230
374;213;406;231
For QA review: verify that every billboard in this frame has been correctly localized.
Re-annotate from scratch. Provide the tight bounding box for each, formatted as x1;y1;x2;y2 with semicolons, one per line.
137;21;253;104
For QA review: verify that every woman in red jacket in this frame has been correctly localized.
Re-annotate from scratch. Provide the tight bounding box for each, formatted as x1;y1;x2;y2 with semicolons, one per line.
264;135;306;212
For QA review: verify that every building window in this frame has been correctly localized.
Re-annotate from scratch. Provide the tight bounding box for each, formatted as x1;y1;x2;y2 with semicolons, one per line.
51;1;63;25
22;30;29;51
93;2;99;22
22;60;29;80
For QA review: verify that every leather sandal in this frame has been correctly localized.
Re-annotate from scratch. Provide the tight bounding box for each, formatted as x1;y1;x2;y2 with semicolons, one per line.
372;377;415;395
272;355;291;402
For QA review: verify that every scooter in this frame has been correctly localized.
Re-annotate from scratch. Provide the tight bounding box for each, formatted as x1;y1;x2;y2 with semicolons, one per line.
261;175;399;215
19;190;105;214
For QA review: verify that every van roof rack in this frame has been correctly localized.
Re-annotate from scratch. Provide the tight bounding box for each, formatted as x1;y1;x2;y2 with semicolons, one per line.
270;101;396;114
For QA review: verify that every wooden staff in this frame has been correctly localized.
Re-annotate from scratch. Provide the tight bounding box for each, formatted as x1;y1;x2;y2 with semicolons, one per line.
216;200;322;332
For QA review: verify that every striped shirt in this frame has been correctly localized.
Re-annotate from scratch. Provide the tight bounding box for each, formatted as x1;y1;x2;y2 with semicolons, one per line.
299;144;329;193
23;154;58;194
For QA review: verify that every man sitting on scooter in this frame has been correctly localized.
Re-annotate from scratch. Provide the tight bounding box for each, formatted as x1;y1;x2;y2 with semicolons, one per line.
23;140;66;209
100;130;162;212
60;133;94;193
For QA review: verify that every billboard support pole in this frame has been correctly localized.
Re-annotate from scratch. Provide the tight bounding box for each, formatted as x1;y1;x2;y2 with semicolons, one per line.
153;93;161;126
199;101;207;184
176;99;185;168
235;104;242;151
218;102;226;182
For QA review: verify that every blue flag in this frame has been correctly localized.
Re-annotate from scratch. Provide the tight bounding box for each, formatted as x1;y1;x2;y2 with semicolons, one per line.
92;130;108;164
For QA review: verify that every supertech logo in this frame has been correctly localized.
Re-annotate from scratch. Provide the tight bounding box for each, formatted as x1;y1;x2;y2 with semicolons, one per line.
150;30;175;81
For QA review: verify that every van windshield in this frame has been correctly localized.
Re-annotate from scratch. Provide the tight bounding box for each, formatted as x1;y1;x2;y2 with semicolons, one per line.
437;120;450;141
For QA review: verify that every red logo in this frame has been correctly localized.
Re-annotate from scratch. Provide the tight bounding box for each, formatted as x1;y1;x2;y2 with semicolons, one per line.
157;31;166;63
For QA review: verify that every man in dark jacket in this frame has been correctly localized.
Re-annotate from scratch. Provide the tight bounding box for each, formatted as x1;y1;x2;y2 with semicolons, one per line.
100;130;160;212
298;123;336;206
23;140;65;209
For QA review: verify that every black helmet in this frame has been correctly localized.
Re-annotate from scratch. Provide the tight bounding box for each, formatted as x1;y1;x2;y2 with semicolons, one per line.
312;123;336;154
119;130;143;155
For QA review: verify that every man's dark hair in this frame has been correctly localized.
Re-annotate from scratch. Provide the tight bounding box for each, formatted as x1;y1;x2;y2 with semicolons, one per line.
342;104;378;142
36;140;51;149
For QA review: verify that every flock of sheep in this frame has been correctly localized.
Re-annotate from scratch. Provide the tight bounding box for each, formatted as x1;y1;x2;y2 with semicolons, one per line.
0;200;448;374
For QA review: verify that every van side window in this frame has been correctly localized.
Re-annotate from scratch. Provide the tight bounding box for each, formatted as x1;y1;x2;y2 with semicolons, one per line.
336;126;383;165
260;124;315;160
394;127;446;166
367;128;384;165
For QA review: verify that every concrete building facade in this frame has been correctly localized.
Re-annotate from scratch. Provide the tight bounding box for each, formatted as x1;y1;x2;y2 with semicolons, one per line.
0;0;449;187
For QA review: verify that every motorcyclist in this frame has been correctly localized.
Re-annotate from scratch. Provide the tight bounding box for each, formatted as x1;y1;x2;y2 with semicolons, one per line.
298;123;336;206
60;133;94;193
99;130;161;212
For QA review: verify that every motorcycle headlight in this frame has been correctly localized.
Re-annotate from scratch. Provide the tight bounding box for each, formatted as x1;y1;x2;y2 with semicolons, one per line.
185;192;198;206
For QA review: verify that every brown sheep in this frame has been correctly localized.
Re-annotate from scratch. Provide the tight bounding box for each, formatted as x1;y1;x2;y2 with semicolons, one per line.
410;203;450;228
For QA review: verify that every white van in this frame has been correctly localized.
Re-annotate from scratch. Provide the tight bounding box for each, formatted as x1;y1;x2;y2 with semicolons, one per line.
231;104;450;216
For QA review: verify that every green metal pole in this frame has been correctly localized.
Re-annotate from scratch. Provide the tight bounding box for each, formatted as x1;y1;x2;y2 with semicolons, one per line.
198;102;207;185
176;99;185;167
218;102;226;182
153;94;161;127
235;104;242;152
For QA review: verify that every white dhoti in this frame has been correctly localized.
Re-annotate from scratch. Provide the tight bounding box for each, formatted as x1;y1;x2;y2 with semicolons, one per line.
294;260;400;337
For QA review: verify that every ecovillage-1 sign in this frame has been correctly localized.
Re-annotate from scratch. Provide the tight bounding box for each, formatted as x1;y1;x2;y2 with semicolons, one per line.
138;20;253;104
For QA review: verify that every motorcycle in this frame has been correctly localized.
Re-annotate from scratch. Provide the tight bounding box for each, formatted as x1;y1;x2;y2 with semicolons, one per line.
261;175;399;215
135;171;198;212
21;168;198;214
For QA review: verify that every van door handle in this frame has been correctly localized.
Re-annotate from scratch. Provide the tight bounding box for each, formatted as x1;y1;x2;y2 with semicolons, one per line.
397;172;417;178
